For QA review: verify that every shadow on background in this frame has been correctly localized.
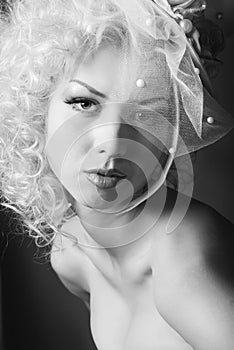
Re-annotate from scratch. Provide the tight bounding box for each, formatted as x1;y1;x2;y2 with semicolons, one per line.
0;212;97;350
193;33;234;224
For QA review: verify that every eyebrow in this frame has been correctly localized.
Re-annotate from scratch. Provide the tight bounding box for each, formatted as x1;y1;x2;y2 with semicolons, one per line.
69;79;167;105
135;97;167;105
70;79;108;99
125;97;168;107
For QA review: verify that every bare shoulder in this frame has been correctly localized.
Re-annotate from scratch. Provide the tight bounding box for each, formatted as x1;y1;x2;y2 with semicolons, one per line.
152;189;234;349
153;188;234;271
50;217;90;302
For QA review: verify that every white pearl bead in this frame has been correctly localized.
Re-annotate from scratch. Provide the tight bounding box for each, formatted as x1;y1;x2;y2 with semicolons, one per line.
146;18;153;27
136;112;143;118
169;147;175;154
207;116;214;124
136;112;149;121
194;68;200;75
136;79;146;88
201;3;207;10
86;24;93;33
179;19;193;34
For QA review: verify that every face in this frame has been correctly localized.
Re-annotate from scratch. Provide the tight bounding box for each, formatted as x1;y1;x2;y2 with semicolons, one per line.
46;45;172;213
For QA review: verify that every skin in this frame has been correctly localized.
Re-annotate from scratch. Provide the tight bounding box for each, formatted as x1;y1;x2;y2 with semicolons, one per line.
46;44;171;249
47;46;234;350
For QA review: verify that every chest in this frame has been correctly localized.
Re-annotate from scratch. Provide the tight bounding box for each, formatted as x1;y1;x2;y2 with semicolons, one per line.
54;217;194;350
88;262;193;350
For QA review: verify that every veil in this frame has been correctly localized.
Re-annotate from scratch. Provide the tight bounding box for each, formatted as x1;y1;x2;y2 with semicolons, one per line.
44;0;234;215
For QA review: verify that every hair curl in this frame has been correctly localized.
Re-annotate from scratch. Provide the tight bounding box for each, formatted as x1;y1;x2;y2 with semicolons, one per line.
0;0;195;249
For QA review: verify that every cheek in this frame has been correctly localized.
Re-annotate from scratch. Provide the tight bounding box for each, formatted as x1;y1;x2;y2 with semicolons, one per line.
127;132;168;190
46;92;92;141
51;145;93;206
45;109;93;192
46;97;68;140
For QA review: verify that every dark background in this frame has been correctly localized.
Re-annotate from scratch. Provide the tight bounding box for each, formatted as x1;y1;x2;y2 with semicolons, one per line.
1;1;234;349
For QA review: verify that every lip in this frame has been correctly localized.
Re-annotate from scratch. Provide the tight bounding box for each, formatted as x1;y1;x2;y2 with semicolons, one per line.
85;168;126;178
85;168;126;189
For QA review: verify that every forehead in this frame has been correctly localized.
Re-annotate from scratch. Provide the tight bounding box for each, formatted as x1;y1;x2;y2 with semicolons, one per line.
70;44;171;102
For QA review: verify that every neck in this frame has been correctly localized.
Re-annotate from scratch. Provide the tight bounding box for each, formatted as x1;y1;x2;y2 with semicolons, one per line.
72;184;167;255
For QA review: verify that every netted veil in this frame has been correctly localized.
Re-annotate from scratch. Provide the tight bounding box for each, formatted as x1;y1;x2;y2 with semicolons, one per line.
44;0;234;215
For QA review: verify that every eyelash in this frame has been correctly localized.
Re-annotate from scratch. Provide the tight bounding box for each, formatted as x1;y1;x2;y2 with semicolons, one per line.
64;97;101;113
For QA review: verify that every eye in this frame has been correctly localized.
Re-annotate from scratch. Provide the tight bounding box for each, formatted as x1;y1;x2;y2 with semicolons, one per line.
64;97;101;113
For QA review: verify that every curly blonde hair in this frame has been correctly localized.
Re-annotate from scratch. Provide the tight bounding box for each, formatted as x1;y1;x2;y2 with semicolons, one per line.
0;0;194;248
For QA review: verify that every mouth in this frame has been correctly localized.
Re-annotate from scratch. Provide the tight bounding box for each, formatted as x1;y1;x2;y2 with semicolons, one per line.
85;168;127;189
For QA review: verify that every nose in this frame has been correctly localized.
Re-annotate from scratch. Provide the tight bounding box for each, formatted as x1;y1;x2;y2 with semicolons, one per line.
93;122;127;158
92;107;128;158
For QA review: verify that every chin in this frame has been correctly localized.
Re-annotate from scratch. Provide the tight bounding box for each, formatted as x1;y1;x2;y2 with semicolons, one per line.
72;174;147;212
72;184;118;211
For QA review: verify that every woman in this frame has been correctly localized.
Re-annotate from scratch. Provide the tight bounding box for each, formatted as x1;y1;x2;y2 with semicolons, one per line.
0;0;233;349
